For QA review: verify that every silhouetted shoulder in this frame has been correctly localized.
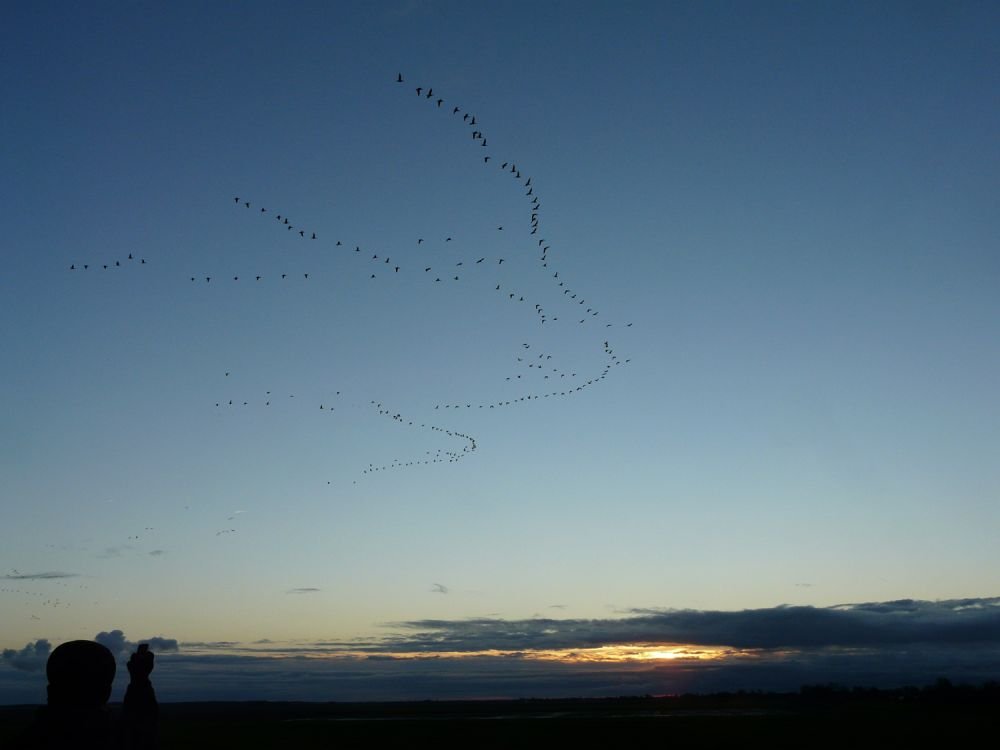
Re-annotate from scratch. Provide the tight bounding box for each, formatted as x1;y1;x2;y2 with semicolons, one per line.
16;705;117;749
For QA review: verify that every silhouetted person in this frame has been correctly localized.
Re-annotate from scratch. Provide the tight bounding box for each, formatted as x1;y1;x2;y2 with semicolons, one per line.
17;641;158;749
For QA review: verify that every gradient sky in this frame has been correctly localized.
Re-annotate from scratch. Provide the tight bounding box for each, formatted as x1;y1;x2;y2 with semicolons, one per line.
2;1;998;702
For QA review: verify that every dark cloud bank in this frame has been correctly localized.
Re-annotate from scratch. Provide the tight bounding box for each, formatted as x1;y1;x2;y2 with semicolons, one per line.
2;599;998;704
381;597;1000;652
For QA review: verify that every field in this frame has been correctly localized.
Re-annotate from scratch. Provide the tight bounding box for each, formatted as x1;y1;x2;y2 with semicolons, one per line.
3;693;996;748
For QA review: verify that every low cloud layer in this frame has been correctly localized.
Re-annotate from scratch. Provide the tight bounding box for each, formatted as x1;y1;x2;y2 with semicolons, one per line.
5;642;999;705
2;600;998;704
286;588;321;594
382;597;1000;652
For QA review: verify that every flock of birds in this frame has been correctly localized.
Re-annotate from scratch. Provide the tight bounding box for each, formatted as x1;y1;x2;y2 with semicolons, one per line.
6;73;639;623
1;574;93;620
207;76;632;473
54;72;634;563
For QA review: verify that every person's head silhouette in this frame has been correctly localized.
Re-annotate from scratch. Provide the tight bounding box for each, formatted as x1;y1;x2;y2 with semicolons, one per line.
45;640;116;709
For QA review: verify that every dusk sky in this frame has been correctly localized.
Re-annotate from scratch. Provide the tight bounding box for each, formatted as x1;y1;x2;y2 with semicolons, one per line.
2;1;999;703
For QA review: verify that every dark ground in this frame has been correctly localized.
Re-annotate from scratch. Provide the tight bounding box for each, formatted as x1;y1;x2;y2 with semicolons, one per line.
2;691;997;748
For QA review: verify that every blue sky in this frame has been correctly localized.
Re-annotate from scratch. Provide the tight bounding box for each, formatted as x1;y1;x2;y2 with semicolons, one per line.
2;1;998;701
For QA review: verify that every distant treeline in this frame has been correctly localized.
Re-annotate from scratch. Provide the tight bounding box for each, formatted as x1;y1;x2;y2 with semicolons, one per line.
796;678;1000;706
489;679;1000;713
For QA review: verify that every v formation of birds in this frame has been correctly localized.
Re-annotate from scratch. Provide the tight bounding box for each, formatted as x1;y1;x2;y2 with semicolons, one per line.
67;72;634;508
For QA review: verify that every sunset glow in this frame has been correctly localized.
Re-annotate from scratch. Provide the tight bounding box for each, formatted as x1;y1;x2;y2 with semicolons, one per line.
177;642;738;664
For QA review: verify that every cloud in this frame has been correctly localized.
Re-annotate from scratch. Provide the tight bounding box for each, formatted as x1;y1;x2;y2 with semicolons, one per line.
148;549;167;556
94;630;178;656
1;639;51;672
143;637;179;652
98;545;132;559
286;588;321;594
381;597;1000;652
2;572;78;580
94;629;130;655
430;583;449;594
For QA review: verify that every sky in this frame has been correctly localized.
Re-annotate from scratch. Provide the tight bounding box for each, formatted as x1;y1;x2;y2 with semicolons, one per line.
2;1;999;703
